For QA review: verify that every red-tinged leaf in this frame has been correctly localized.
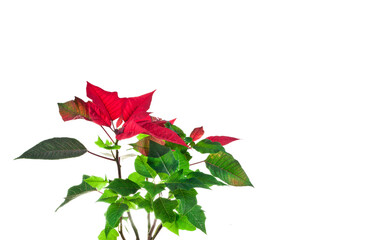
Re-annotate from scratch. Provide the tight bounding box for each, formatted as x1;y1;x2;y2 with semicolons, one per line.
58;97;91;121
86;82;124;122
190;127;204;141
88;102;112;127
121;90;155;122
206;136;239;146
116;117;124;128
131;136;165;156
138;121;188;147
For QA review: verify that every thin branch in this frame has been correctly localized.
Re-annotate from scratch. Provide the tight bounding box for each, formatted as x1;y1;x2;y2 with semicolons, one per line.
189;160;205;166
152;223;162;240
119;218;127;240
128;211;140;240
148;219;157;240
148;211;151;234
87;150;115;161
101;126;115;144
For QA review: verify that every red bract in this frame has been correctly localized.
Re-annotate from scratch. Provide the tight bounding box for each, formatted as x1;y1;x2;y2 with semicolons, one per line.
206;136;239;146
190;126;204;141
116;116;187;146
58;82;187;146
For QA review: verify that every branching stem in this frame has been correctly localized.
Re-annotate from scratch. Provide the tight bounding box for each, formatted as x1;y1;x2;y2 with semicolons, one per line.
152;223;162;240
87;150;115;161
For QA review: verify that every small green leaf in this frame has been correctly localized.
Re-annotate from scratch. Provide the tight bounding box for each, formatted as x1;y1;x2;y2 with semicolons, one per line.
85;176;108;191
98;229;119;240
56;175;96;211
141;182;165;198
134;155;157;178
153;198;178;224
97;190;119;204
16;137;87;160
127;172;146;186
105;202;129;227
193;139;225;154
95;137;121;150
107;179;140;196
205;151;253;187
185;205;206;234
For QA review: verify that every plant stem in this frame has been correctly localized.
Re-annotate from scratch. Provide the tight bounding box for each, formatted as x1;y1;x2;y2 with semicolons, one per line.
87;150;115;161
148;219;157;240
119;218;127;240
189;160;205;166
152;223;162;240
101;126;116;144
148;212;151;234
128;211;140;240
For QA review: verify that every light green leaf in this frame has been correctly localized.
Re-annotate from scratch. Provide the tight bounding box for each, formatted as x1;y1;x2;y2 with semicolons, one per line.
205;151;253;187
97;190;118;204
128;172;146;186
56;175;96;211
107;179;140;196
153;198;178;224
16;137;87;160
177;215;196;231
98;229;119;240
95;137;121;150
134;155;157;178
85;176;108;191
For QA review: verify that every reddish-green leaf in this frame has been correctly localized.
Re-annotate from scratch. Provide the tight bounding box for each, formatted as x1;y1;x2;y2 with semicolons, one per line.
190;127;204;141
205;151;253;187
206;136;239;146
58;97;91;121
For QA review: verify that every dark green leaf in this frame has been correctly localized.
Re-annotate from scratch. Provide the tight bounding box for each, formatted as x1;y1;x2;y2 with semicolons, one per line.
16;137;87;160
205;151;253;187
141;182;166;198
105;202;129;227
147;151;178;175
134;155;157;178
107;179;140;196
187;171;226;187
173;189;198;215
165;171;209;191
185;205;206;234
193;139;225;154
153;198;178;223
174;149;190;172
148;140;170;158
165;122;186;138
97;190;118;204
56;175;96;211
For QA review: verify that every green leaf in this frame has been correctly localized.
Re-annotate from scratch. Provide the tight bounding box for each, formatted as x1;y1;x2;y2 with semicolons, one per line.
165;122;186;138
205;151;253;187
193;139;225;154
148;140;170;158
16;137;87;160
56;175;96;211
177;215;196;231
134;155;157;178
95;137;121;150
147;151;178;175
141;182;165;198
153;197;178;224
98;229;119;240
165;171;209;191
107;179;140;196
97;190;119;204
185;205;207;233
85;176;108;191
127;172;146;186
187;171;226;187
163;215;180;235
173;189;198;215
105;202;129;227
174;149;190;172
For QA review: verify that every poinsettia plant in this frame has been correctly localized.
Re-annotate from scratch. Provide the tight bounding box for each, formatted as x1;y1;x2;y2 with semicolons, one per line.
16;82;253;240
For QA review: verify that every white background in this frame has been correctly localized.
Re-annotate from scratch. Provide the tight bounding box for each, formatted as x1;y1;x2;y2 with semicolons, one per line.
1;1;381;239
